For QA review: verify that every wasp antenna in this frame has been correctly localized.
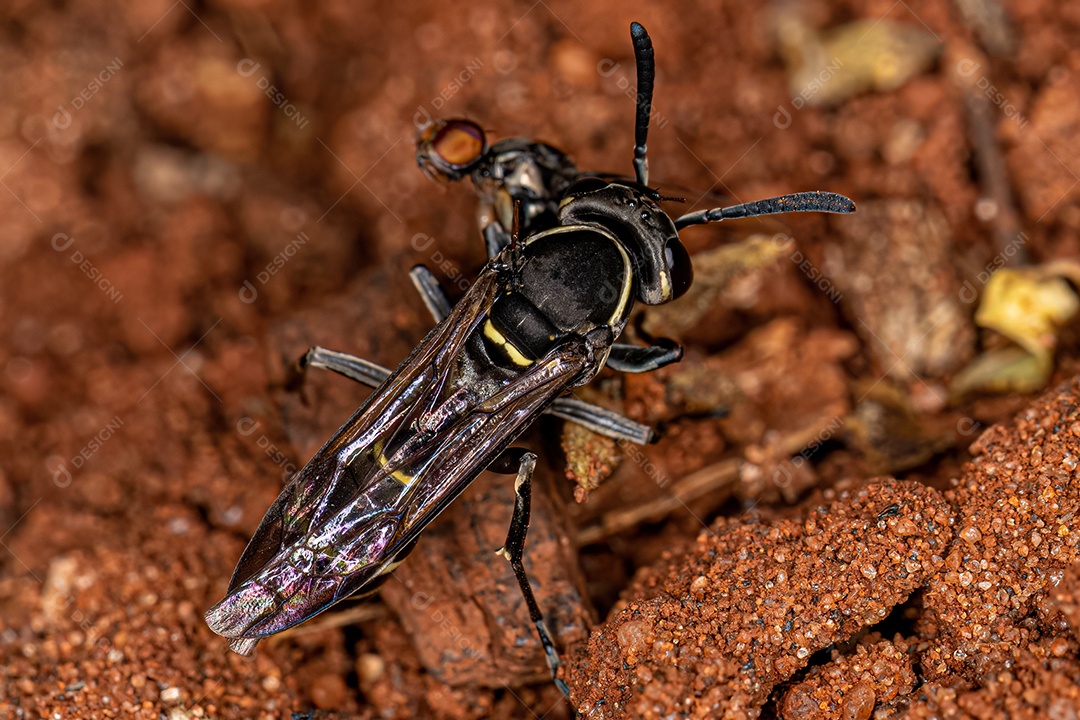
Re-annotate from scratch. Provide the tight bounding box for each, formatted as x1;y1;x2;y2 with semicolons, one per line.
630;22;655;187
673;191;856;229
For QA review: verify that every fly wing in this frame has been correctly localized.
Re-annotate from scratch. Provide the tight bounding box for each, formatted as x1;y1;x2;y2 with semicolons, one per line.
205;265;591;652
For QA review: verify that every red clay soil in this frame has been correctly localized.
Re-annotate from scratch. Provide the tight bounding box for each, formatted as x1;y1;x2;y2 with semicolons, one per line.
920;376;1080;683
566;377;1080;718
567;479;954;716
779;635;918;719
2;1;1080;719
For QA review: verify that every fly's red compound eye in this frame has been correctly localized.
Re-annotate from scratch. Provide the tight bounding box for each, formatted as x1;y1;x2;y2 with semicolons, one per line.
430;119;486;169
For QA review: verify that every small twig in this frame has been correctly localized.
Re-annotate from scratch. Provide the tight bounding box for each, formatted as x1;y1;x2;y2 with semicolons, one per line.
269;602;388;642
953;0;1014;57
963;88;1028;266
575;458;740;545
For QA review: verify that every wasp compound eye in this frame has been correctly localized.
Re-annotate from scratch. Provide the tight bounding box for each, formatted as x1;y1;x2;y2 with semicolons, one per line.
664;238;693;299
416;119;487;181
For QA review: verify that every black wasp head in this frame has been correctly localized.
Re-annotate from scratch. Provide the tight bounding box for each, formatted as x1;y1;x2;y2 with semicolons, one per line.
558;177;693;305
415;118;488;182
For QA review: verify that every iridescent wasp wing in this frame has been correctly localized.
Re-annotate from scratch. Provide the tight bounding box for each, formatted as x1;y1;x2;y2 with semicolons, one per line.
205;261;590;653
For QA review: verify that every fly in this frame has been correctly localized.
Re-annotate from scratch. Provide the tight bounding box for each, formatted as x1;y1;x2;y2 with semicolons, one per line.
206;21;856;700
415;116;580;258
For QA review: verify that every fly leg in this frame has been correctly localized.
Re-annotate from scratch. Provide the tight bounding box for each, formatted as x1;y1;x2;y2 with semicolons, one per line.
492;449;572;699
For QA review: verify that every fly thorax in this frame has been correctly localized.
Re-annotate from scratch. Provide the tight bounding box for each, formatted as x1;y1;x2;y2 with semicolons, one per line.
505;157;545;200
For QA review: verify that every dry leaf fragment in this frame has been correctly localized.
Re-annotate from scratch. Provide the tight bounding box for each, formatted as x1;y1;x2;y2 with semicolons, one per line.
952;263;1080;398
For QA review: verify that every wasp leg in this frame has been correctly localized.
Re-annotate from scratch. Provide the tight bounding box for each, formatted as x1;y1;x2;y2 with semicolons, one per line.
284;265;450;391
605;340;682;374
287;346;392;393
292;346;655;445
408;264;454;322
493;450;572;699
545;398;654;444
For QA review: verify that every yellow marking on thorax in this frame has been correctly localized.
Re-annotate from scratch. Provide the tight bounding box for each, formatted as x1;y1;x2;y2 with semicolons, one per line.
608;239;634;324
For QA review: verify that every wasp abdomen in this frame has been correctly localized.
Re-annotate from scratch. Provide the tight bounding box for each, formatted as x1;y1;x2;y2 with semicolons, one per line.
485;293;560;366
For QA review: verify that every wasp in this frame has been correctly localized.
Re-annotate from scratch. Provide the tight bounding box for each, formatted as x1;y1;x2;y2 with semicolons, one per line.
205;22;855;697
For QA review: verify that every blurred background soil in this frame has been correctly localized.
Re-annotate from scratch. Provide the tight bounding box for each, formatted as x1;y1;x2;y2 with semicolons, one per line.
1;0;1080;718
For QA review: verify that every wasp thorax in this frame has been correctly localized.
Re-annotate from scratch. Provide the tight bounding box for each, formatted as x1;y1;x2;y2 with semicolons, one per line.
558;181;693;305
